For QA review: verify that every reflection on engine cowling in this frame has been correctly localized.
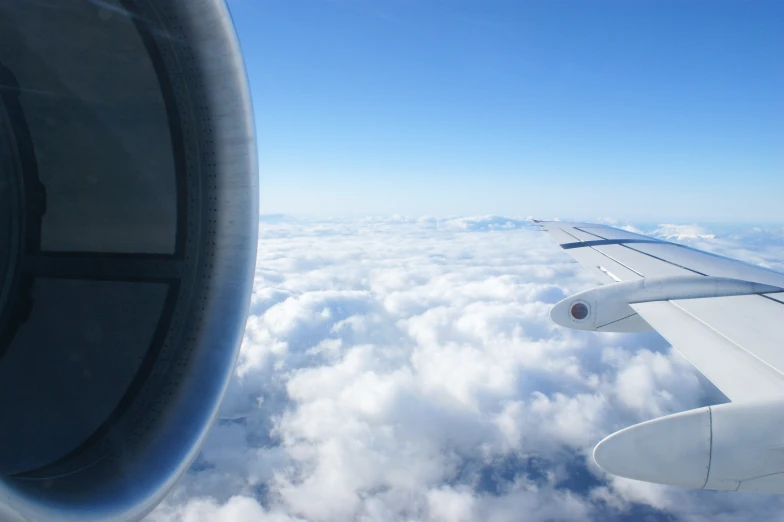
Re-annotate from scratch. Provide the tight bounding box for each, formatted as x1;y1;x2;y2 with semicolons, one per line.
0;1;257;521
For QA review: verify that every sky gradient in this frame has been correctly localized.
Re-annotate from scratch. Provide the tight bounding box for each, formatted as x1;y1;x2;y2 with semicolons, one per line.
230;0;784;220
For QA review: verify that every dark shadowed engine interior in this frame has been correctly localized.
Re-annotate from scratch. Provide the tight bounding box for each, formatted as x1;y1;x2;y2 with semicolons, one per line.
0;1;257;520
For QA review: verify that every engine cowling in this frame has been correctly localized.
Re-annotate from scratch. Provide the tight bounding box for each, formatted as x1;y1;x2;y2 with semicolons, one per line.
0;1;257;520
594;400;784;493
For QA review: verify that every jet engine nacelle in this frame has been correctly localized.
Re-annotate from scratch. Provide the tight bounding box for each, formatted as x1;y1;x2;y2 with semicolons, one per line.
594;400;784;493
550;275;781;333
0;1;257;520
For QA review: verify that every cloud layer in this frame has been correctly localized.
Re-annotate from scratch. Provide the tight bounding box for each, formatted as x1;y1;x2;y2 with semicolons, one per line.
147;217;784;522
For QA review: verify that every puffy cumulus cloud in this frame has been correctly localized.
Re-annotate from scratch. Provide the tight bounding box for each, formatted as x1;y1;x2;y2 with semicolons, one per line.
148;496;301;522
147;217;784;522
649;224;716;241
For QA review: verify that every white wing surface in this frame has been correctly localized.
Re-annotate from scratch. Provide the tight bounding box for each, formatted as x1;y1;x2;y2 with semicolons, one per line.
538;221;784;493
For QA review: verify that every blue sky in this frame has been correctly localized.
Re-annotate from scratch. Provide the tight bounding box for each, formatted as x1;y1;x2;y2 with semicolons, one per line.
228;0;784;222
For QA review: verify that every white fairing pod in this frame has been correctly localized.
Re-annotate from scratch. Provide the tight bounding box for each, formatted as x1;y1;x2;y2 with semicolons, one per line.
0;1;257;521
593;407;712;488
551;276;781;333
594;401;784;493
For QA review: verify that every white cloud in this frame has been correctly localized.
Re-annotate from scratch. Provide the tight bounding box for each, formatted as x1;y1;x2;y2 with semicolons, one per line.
148;496;302;522
147;216;784;522
650;224;716;241
427;486;474;522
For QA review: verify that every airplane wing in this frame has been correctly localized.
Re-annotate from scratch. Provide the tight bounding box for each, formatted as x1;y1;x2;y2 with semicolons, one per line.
538;221;784;493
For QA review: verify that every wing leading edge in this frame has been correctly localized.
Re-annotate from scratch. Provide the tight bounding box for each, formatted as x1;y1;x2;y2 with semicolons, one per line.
539;221;784;493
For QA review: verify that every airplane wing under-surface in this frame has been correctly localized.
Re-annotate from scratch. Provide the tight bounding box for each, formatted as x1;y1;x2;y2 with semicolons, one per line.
538;221;784;493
